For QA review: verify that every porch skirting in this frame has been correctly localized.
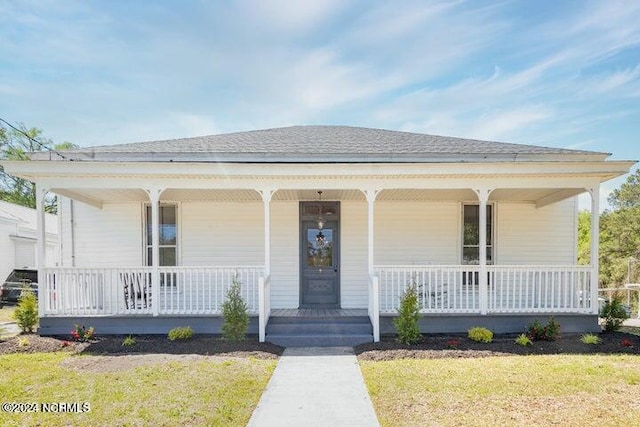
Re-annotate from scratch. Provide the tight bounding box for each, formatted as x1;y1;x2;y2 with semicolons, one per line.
38;316;259;336
379;313;600;335
38;313;599;336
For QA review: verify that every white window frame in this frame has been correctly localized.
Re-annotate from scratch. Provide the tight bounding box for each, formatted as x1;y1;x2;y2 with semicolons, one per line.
461;202;495;265
143;202;179;268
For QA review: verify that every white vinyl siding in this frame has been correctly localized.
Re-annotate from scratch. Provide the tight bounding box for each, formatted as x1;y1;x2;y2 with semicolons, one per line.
72;202;142;267
340;201;368;308
496;198;577;265
180;202;263;265
270;201;299;308
374;201;460;265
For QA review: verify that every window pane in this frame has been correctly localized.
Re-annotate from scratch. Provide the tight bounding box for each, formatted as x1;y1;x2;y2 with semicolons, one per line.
160;206;176;245
306;228;333;267
463;247;479;264
160;247;176;266
463;205;479;245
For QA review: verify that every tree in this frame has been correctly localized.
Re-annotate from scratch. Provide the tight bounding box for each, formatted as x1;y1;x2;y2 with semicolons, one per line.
0;122;76;213
577;210;591;266
608;168;640;209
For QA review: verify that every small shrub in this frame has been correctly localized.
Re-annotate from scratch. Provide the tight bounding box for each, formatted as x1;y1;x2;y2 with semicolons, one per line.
621;338;634;348
515;333;532;346
393;284;423;345
122;335;136;346
222;275;250;342
581;333;601;345
72;324;95;342
600;298;629;332
13;288;38;333
168;326;193;341
468;327;493;343
17;336;30;347
526;317;560;341
446;339;460;349
61;340;71;348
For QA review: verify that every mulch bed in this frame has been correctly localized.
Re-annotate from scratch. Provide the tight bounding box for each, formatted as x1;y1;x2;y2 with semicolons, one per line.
3;332;640;362
355;331;640;361
0;334;283;359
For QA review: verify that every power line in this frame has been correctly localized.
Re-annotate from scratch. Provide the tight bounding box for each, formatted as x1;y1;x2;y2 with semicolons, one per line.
0;117;72;161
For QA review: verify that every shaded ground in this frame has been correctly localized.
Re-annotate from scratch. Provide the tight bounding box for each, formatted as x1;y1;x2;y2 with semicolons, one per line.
355;332;640;361
0;333;283;360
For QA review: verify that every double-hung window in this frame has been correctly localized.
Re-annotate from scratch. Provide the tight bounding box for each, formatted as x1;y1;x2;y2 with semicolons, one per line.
145;204;177;286
462;204;493;286
462;204;493;265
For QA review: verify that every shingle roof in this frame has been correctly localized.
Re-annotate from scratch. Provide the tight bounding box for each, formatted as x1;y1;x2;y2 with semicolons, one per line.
32;125;610;163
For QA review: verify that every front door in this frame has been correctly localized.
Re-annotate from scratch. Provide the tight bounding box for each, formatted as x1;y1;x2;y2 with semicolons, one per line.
300;202;340;308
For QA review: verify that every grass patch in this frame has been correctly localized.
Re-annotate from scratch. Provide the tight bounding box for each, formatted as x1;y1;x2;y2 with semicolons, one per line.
361;354;640;426
0;353;276;426
0;306;16;323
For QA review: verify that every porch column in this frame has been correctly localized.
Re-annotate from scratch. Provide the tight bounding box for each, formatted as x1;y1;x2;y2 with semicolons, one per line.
35;185;48;318
260;190;274;276
145;188;164;316
475;188;492;315
589;185;600;315
258;189;274;343
363;189;380;342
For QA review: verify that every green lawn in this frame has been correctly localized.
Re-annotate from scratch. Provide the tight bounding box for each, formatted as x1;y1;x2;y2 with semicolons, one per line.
361;354;640;426
0;353;276;426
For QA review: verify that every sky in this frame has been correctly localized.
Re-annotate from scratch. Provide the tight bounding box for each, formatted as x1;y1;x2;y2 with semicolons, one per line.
1;0;639;209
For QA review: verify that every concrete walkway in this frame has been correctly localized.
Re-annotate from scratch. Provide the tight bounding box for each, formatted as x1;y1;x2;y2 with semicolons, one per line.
248;347;379;427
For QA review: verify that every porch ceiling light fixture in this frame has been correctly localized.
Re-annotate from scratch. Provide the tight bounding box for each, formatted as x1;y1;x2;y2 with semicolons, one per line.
316;191;326;245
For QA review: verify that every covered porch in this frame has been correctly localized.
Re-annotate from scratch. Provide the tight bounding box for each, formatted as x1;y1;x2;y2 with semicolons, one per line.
25;167;604;342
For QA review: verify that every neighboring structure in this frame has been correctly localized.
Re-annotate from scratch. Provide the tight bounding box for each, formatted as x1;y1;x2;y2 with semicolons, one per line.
0;200;59;283
0;126;635;343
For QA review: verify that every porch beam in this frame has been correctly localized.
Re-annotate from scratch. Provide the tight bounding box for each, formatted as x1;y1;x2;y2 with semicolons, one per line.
36;184;48;319
50;189;104;209
589;185;600;315
145;187;164;316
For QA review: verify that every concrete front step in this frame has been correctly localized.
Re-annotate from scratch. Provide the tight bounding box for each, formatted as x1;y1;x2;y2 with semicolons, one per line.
266;334;374;347
265;315;374;347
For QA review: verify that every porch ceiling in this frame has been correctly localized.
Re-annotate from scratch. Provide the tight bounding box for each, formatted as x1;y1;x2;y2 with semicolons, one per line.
52;187;588;208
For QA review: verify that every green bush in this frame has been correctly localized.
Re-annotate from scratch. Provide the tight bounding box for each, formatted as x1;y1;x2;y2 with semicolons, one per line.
600;298;629;332
581;333;601;345
468;327;493;343
122;335;136;346
393;284;423;345
526;317;560;341
514;333;532;346
168;326;193;341
13;287;38;333
222;276;250;342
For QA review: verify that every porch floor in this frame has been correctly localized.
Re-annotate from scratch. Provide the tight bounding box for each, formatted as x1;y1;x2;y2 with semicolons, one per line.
270;309;368;317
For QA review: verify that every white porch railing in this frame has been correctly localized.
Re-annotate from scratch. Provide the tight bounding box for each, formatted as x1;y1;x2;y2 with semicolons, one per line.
377;265;481;313
487;266;592;313
41;266;264;317
376;265;593;314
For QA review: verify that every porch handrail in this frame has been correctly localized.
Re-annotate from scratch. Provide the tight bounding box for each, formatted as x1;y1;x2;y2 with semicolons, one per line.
375;265;481;313
375;264;594;315
487;265;592;313
41;266;264;317
259;274;271;342
368;273;380;342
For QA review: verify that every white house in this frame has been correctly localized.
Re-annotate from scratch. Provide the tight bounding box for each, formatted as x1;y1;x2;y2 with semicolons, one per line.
0;126;635;345
0;200;59;283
